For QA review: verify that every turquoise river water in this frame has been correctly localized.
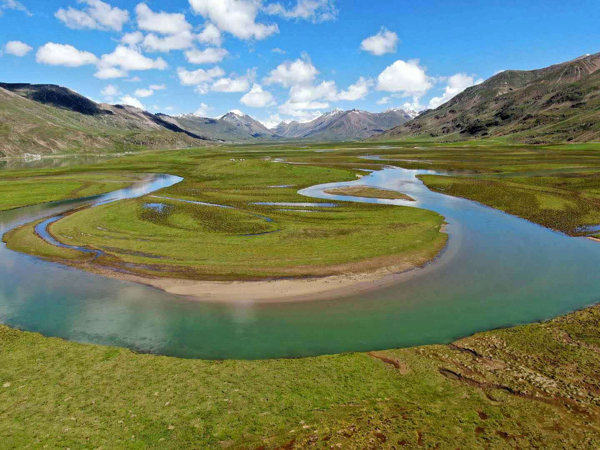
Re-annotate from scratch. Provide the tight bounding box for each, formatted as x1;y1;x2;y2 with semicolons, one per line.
1;161;600;359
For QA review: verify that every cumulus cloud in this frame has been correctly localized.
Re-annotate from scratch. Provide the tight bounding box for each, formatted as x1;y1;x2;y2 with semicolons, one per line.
428;73;483;109
150;84;166;90
264;55;318;87
193;102;213;116
36;43;98;67
119;94;144;109
189;0;279;41
142;31;195;52
376;59;433;97
55;0;129;32
197;23;222;47
177;66;225;85
4;40;32;57
96;45;167;79
277;73;372;119
0;0;32;16
101;84;120;97
185;47;228;64
271;47;286;54
240;84;275;107
337;77;373;101
360;27;398;56
121;31;144;47
265;0;338;23
259;114;283;129
135;3;191;35
134;88;154;98
377;96;391;105
211;70;254;92
95;66;128;79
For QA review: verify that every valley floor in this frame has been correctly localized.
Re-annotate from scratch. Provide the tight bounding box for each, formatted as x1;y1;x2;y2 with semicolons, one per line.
2;142;600;448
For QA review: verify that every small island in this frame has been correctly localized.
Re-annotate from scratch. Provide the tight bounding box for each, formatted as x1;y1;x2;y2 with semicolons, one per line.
324;186;415;201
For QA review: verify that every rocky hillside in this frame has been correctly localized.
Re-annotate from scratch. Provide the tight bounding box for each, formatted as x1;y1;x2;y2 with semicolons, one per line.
379;52;600;144
168;110;275;142
275;108;416;141
0;83;210;158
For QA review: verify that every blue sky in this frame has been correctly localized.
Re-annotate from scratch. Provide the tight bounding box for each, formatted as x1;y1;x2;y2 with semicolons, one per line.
1;0;599;126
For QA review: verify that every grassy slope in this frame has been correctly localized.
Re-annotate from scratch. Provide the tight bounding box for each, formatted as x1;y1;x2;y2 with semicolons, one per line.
378;54;600;144
0;88;207;158
2;304;600;449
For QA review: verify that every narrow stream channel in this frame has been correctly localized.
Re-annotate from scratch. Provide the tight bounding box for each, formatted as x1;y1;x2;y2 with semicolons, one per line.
1;165;600;360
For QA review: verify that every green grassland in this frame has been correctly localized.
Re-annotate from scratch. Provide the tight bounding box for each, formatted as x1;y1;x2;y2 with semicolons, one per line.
2;142;600;448
324;186;415;201
3;303;600;449
0;172;146;211
4;150;447;280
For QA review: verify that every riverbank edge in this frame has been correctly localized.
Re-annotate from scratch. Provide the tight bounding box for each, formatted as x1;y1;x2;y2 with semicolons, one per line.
3;214;449;303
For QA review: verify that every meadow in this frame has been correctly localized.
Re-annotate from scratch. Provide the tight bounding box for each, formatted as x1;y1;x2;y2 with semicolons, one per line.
2;142;600;448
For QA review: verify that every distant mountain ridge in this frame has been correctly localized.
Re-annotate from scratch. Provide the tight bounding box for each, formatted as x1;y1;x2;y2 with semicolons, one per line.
379;52;600;143
274;108;416;141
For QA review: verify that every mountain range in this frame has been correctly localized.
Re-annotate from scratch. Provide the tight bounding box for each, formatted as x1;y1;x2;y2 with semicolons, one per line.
379;52;600;143
0;83;416;157
3;52;600;158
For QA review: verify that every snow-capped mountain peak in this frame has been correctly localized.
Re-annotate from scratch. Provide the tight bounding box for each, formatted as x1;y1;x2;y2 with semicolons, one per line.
225;109;246;118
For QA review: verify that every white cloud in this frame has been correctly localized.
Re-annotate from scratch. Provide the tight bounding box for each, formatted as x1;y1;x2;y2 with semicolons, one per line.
4;40;32;57
197;23;222;47
95;66;128;79
193;102;212;116
265;0;337;23
271;47;286;54
55;0;129;32
134;88;154;98
377;59;433;97
125;76;142;82
259;114;282;129
189;0;279;40
177;66;225;85
288;80;337;103
185;47;228;64
240;84;275;107
0;0;32;16
211;71;253;92
36;43;98;67
135;3;192;35
101;84;120;97
377;96;391;105
119;94;144;109
121;31;144;47
360;27;398;56
428;73;483;109
142;31;195;52
98;45;168;77
264;55;318;87
194;83;210;94
279;106;323;121
337;77;372;101
150;84;166;90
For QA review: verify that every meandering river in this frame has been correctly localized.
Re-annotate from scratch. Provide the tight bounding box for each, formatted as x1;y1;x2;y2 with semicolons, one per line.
1;162;600;359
